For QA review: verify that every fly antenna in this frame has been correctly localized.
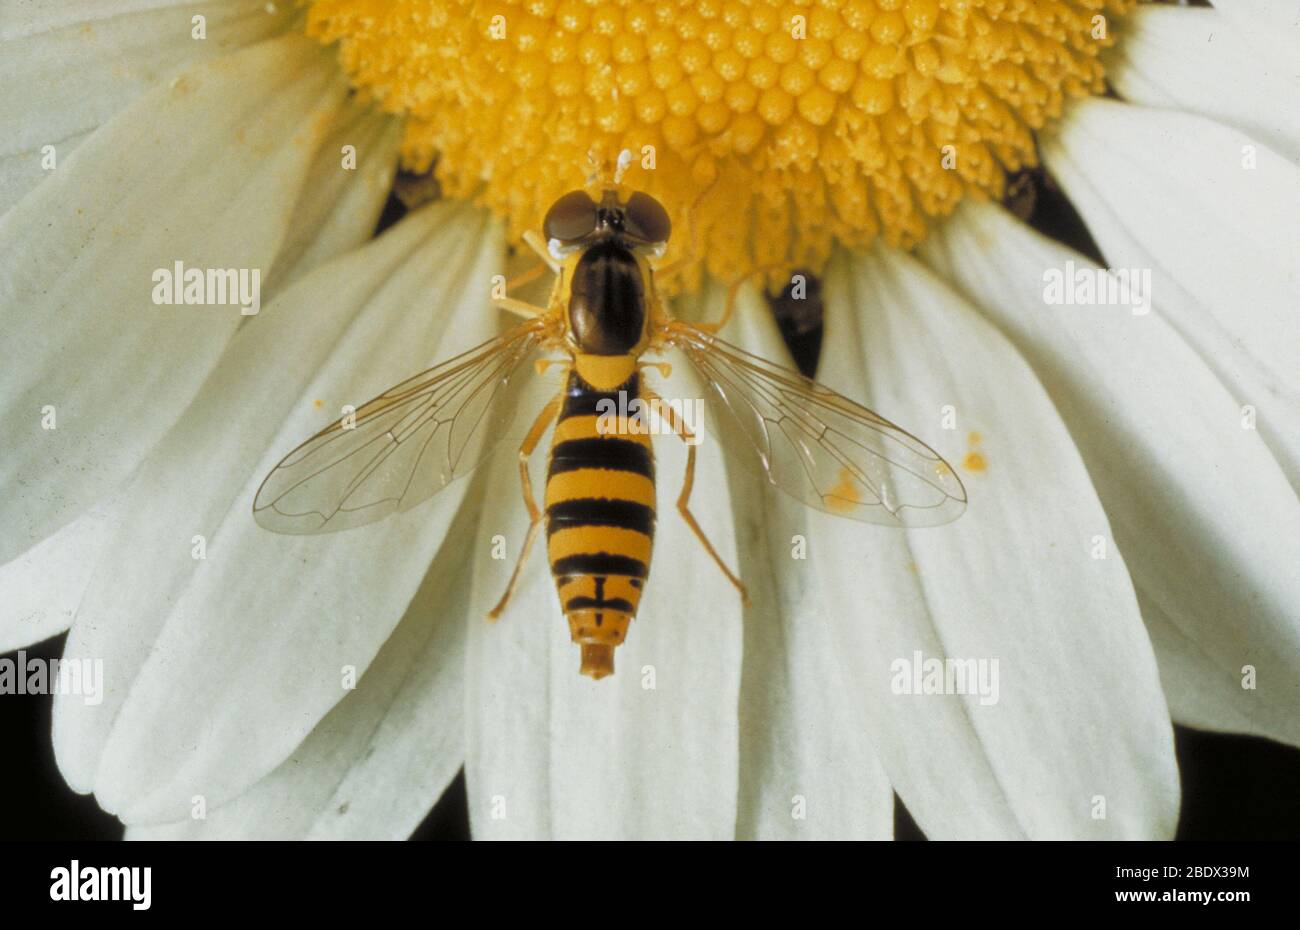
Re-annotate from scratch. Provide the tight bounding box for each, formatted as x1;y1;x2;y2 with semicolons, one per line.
584;147;606;189
584;147;635;191
613;148;634;186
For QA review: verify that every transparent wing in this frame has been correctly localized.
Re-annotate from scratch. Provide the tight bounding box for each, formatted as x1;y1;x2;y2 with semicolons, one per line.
665;321;967;527
254;318;553;534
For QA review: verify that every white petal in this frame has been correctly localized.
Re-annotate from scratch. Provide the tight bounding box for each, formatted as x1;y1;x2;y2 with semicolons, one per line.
465;334;745;840
0;132;86;219
1106;6;1300;166
808;247;1179;839
1138;266;1300;491
1041;99;1299;401
3;1;270;40
1;1;295;213
0;502;117;653
0;34;353;566
1207;0;1300;81
270;105;404;288
1137;591;1293;743
690;281;894;840
124;503;473;839
920;202;1300;748
463;472;559;840
54;202;501;820
1040;100;1300;491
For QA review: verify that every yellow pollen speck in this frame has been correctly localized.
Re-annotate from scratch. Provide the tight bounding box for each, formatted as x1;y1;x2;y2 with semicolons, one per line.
313;399;324;409
825;465;864;513
305;0;1132;291
961;429;985;471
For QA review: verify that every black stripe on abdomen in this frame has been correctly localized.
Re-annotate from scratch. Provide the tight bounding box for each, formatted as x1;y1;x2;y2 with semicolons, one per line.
561;370;639;418
552;552;649;580
549;437;653;478
565;596;636;613
546;498;654;536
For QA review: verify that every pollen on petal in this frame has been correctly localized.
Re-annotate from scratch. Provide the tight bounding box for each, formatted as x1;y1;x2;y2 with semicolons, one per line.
305;0;1133;292
824;465;865;514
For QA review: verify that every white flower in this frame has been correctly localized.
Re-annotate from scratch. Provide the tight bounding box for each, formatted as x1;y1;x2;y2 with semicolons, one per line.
1;1;1296;840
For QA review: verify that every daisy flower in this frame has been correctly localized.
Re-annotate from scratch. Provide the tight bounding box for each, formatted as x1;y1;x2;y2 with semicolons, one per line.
1;0;1296;840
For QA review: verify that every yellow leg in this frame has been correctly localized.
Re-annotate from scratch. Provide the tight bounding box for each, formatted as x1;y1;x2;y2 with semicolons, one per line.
639;361;672;379
496;247;553;318
488;392;564;619
694;273;748;334
506;261;548;292
523;229;560;273
494;296;547;319
644;389;750;606
697;263;787;334
652;174;720;280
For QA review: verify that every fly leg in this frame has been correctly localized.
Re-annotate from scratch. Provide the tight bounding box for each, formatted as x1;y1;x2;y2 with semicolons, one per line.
494;230;560;319
493;296;548;319
695;272;749;335
643;388;750;606
696;263;788;334
505;261;548;293
523;230;561;274
488;392;564;619
650;175;720;280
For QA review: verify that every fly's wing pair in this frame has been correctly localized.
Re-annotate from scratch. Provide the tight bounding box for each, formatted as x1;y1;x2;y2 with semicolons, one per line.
663;320;967;528
253;313;967;536
253;317;559;534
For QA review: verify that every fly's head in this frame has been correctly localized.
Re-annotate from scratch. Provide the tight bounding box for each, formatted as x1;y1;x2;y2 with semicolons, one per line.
542;188;671;261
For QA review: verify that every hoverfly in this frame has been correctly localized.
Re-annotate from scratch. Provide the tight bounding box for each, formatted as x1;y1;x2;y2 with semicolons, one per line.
254;163;967;679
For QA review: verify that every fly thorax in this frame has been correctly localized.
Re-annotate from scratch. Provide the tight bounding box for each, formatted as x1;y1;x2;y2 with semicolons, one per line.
568;240;645;355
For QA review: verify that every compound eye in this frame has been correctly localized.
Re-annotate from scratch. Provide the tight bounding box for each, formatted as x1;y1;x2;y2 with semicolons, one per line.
624;191;671;244
543;190;599;242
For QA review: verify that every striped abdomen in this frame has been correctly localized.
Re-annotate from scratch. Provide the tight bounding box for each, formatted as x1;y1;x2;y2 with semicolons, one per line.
545;366;656;679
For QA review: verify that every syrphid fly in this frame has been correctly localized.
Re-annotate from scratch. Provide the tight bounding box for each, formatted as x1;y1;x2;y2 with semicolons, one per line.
254;154;966;679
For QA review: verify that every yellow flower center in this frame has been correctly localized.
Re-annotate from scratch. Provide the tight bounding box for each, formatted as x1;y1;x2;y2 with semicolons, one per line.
306;0;1132;290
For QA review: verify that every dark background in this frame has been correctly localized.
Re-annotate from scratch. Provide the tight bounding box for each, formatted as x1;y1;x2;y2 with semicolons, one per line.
3;165;1297;841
